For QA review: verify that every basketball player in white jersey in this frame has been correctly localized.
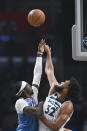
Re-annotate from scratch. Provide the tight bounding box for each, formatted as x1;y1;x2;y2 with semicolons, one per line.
15;39;45;131
39;45;81;131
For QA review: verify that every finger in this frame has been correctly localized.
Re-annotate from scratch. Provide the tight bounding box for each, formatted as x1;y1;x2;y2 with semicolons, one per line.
43;39;45;43
40;39;43;44
41;40;45;46
46;45;49;48
44;45;47;48
44;42;46;45
42;39;44;43
42;42;46;45
41;42;46;46
40;40;43;45
44;45;48;50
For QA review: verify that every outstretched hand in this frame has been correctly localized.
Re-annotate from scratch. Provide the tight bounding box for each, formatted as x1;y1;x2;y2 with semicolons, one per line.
38;39;46;53
44;45;51;54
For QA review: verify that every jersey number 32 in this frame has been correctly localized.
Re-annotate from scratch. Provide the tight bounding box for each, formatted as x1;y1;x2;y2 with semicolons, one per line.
45;105;56;117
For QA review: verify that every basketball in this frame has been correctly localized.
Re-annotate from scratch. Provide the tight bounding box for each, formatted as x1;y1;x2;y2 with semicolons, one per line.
27;9;45;27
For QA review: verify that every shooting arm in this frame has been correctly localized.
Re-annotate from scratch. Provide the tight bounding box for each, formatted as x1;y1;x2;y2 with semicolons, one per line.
45;45;59;95
32;39;45;89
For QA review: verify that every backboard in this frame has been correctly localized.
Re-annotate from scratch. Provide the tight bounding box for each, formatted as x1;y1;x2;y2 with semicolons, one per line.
72;0;87;61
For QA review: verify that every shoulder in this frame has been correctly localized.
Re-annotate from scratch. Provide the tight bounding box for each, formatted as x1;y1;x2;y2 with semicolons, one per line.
61;101;73;114
15;98;26;105
15;98;28;113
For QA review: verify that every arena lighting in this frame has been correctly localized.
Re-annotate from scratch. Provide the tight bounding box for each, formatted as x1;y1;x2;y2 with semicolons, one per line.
27;57;57;63
0;57;57;63
0;57;8;62
0;35;10;42
13;57;23;63
72;0;87;61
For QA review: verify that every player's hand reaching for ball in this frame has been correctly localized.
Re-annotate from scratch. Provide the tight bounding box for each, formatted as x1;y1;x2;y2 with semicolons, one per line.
38;39;46;53
44;45;51;55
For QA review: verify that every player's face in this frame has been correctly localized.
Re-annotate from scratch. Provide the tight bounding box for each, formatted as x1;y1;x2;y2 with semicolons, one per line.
60;80;70;87
24;85;33;98
60;80;70;96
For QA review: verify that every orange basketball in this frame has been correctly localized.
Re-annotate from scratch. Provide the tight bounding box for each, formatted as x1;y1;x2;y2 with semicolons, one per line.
27;9;45;27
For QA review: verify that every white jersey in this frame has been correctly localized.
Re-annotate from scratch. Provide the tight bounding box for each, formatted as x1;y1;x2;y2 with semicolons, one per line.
15;86;38;114
39;93;73;131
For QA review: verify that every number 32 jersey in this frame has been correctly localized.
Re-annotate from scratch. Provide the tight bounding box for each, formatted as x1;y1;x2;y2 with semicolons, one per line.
39;93;72;131
39;93;62;131
43;93;61;122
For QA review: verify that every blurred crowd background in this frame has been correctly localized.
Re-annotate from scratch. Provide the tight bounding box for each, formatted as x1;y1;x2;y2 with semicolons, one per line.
0;0;87;131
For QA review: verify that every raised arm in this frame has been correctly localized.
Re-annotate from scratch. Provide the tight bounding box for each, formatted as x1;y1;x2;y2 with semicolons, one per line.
19;39;45;117
32;39;45;89
45;45;59;95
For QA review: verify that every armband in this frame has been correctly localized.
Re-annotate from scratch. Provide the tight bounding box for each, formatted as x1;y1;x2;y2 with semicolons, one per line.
37;51;43;56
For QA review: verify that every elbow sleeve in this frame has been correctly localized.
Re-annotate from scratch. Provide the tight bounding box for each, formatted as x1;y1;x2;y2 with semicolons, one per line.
32;57;42;86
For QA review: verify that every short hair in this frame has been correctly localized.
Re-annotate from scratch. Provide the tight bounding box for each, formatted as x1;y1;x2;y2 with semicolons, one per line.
67;77;81;102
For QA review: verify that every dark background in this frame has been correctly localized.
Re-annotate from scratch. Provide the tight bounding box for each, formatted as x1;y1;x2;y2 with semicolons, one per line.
0;0;87;131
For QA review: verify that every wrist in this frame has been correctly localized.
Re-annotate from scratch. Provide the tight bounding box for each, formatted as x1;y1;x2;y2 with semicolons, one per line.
37;51;43;57
47;51;51;56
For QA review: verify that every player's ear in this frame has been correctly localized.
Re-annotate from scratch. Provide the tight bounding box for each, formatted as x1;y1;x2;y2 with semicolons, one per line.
54;85;63;92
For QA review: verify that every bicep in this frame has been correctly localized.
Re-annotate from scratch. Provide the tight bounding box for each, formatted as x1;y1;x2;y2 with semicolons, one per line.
56;112;69;126
55;103;73;129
